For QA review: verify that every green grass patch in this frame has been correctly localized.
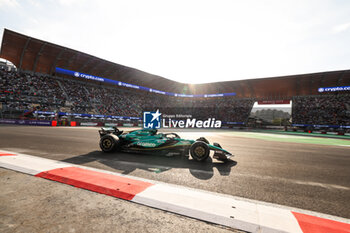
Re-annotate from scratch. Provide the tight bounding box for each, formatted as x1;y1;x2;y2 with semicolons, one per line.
226;131;350;146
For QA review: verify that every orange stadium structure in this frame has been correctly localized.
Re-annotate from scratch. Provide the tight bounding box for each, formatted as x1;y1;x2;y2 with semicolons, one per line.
1;28;349;100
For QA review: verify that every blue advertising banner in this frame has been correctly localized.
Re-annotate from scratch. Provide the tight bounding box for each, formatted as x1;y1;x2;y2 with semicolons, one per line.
28;110;143;120
36;111;55;115
57;112;142;120
318;86;350;93
292;124;350;129
224;122;245;125
55;67;236;98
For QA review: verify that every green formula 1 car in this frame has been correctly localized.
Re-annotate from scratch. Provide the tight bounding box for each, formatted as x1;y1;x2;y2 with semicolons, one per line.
98;127;232;162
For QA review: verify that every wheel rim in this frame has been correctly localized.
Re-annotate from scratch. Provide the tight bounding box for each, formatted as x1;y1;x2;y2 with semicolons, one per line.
102;138;112;149
194;146;206;157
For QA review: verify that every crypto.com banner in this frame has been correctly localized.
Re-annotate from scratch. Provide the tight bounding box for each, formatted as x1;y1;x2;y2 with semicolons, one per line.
318;86;350;93
55;67;236;98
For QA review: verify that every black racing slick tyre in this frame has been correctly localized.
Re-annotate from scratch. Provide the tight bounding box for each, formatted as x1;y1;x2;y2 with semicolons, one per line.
190;141;210;162
99;135;119;153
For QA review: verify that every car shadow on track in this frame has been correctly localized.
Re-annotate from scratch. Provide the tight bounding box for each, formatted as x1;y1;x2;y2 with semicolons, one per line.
60;151;237;180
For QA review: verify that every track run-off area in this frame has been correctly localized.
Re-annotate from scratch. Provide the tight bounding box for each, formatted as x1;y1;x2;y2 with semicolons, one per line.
0;125;349;232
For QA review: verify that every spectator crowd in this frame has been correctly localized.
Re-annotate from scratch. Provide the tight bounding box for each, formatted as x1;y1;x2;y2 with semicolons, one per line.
292;95;350;126
2;68;349;126
0;68;254;123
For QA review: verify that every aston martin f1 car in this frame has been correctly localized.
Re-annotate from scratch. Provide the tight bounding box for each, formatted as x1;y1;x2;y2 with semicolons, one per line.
98;127;232;162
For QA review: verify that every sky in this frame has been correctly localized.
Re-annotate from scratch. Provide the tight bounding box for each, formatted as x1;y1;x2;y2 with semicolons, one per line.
0;0;350;84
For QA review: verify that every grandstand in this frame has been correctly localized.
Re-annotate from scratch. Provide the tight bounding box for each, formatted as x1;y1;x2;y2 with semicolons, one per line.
1;29;350;130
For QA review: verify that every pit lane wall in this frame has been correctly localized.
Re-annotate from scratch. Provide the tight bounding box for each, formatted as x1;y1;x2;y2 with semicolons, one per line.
0;119;241;128
0;119;53;126
0;119;143;127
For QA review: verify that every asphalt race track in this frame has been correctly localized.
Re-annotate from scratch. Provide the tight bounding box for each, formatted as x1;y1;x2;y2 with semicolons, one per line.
1;125;350;220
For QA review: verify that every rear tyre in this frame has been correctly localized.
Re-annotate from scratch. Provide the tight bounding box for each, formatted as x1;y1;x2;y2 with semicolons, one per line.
190;141;210;161
99;135;119;153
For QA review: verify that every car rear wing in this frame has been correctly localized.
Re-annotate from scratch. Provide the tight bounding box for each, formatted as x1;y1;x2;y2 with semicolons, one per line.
99;127;122;137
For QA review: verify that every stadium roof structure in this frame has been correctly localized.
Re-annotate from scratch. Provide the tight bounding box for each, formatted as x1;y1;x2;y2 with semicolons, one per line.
1;28;349;99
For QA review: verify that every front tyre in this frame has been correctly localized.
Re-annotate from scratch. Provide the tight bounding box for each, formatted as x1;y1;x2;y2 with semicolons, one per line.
190;141;210;161
99;135;119;153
